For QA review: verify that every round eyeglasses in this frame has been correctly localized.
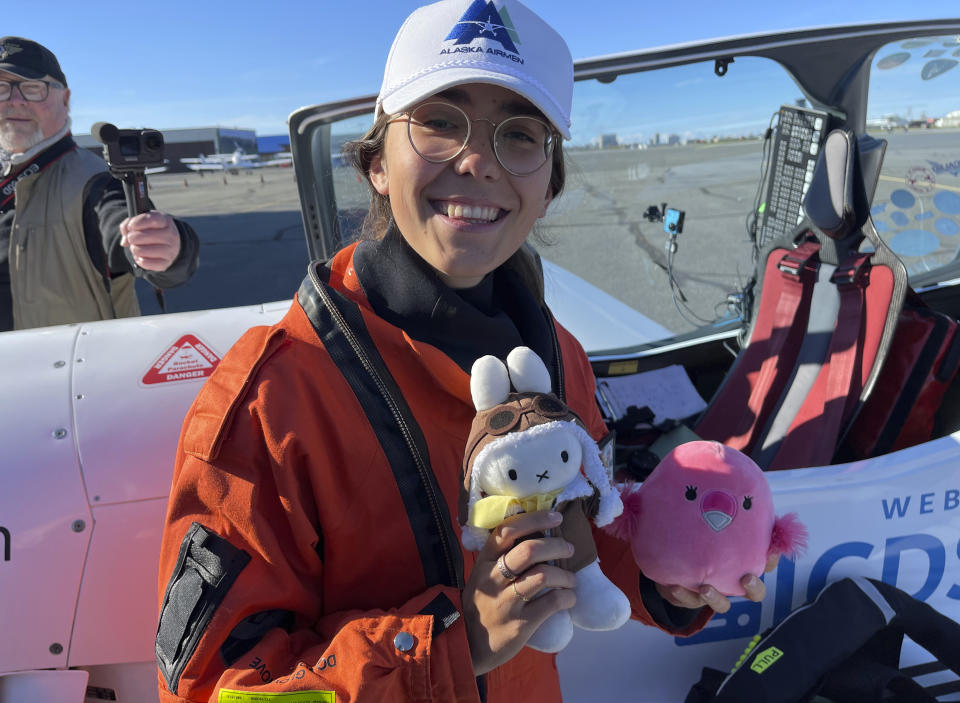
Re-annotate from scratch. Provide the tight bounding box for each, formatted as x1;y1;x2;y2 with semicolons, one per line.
398;101;557;176
0;79;62;103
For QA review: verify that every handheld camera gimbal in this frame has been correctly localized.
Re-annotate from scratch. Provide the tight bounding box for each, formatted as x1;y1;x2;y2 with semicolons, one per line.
91;122;164;218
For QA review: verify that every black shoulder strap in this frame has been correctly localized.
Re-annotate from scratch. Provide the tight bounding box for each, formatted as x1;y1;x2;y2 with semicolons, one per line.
694;577;960;703
296;261;463;589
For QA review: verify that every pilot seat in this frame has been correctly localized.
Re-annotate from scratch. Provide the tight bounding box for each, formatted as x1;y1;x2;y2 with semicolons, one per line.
695;128;960;469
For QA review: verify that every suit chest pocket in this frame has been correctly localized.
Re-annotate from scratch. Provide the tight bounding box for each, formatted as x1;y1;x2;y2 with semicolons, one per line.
11;224;35;304
14;224;72;306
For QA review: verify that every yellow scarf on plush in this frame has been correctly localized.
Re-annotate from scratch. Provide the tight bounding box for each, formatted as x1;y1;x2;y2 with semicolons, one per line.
468;489;564;529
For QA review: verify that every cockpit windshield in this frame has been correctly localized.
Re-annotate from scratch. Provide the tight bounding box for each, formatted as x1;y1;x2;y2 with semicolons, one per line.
867;35;960;280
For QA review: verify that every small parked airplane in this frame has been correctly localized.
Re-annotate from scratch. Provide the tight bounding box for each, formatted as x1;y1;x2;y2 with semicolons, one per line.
179;148;263;172
260;152;293;168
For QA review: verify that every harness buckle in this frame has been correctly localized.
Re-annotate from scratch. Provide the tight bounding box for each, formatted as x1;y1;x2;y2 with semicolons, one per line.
778;240;821;278
830;253;871;288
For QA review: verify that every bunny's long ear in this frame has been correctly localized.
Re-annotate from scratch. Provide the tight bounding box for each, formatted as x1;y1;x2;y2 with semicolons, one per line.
506;346;551;393
571;421;623;527
460;468;491;551
471;355;511;411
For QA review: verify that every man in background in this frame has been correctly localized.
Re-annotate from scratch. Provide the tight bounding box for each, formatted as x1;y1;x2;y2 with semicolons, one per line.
0;36;199;331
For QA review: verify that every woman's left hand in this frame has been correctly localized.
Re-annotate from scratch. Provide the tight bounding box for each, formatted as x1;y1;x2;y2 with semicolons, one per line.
654;552;780;613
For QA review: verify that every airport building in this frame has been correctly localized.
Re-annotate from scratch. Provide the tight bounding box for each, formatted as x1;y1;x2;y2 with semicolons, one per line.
75;126;259;173
595;133;619;149
937;110;960;128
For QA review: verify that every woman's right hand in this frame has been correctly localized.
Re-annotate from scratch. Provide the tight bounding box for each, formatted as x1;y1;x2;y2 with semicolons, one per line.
462;510;577;676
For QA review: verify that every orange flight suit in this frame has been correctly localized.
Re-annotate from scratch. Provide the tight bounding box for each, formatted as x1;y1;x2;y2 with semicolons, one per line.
156;243;709;703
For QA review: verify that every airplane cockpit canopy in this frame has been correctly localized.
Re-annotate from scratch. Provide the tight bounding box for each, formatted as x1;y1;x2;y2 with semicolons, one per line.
63;20;959;353
276;21;960;346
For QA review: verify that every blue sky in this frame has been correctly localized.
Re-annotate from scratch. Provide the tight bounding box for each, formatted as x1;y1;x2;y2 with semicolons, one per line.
5;0;959;138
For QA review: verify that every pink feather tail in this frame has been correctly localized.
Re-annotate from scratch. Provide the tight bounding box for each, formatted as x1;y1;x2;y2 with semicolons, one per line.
603;482;643;541
770;512;808;559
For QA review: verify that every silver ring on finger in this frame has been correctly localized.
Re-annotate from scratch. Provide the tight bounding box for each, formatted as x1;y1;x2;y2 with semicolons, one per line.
497;553;519;582
512;580;532;603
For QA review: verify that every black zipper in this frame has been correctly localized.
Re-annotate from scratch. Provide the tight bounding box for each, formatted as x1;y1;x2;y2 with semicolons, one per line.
309;265;461;588
544;305;566;402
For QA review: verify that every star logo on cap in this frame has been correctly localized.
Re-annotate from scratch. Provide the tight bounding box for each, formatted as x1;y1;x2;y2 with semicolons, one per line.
0;41;21;61
446;1;520;55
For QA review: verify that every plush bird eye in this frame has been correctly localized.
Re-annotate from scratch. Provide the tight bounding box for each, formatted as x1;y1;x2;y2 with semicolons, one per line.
560;450;569;462
743;496;753;510
508;469;518;481
684;485;697;501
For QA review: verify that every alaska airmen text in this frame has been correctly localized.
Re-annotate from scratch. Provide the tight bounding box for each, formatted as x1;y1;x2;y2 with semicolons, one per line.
439;46;523;63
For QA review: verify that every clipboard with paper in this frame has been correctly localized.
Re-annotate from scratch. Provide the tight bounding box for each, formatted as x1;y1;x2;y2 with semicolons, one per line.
595;364;707;424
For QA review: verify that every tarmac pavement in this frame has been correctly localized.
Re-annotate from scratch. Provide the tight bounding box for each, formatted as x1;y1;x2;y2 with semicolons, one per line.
141;130;960;336
142;145;763;335
140;168;307;315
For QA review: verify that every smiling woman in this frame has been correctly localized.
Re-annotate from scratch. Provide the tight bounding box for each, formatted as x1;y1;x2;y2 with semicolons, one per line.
345;84;567;295
154;1;772;702
367;83;557;288
5;8;960;703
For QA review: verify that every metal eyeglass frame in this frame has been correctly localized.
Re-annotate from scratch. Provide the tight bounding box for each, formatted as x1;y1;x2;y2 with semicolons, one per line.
393;101;558;177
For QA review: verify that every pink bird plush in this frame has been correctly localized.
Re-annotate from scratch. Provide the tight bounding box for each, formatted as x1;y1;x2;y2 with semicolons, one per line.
605;440;807;596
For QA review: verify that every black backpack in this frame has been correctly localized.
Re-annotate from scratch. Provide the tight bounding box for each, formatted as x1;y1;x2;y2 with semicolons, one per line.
685;577;960;703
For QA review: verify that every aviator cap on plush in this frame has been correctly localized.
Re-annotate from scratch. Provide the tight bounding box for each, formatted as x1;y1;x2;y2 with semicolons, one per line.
377;0;573;139
0;37;67;87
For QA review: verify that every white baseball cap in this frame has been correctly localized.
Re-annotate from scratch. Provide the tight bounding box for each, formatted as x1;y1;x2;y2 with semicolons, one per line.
377;0;573;139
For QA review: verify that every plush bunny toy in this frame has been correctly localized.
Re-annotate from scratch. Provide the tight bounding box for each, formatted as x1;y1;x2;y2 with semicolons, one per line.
460;346;631;653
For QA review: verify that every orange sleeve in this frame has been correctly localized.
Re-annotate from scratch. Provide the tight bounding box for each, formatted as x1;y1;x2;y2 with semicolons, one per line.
156;328;479;703
158;457;478;703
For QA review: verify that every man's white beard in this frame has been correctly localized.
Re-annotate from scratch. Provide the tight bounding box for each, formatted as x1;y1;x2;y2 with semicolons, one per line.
0;121;46;153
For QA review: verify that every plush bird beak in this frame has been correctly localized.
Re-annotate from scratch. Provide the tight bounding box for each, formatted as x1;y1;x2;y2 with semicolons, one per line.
701;490;737;531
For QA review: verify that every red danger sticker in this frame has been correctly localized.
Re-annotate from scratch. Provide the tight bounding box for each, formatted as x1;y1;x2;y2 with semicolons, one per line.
142;334;221;385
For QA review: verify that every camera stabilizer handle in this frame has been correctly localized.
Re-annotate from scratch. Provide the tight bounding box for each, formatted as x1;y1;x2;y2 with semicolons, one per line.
116;171;150;219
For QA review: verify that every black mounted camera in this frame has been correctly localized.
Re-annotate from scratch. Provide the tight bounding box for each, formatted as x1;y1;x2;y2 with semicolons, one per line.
91;122;165;218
